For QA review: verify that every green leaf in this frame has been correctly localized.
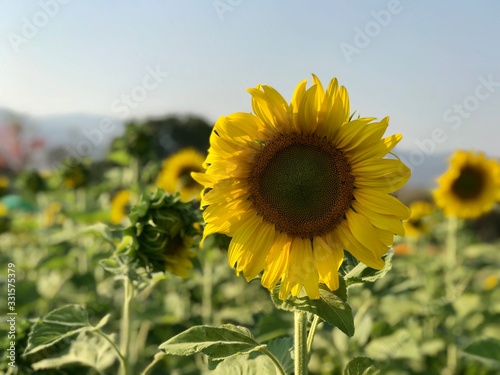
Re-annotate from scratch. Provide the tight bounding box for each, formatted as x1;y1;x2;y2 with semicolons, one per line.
345;250;393;286
84;223;115;245
272;280;354;337
99;258;127;275
159;325;266;360
344;357;377;375
31;331;116;372
267;337;294;375
208;352;278;375
463;338;500;363
25;305;108;356
107;149;131;166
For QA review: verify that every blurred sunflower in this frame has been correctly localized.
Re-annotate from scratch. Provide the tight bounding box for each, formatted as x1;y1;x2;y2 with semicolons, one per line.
434;150;500;219
483;275;498;291
44;201;64;227
0;176;9;197
403;201;434;238
0;203;11;233
156;148;205;201
61;163;89;190
193;75;410;300
110;190;131;225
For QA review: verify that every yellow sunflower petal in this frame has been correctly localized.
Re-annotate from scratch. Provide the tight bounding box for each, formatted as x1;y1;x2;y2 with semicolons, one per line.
261;232;292;290
354;189;411;219
313;236;342;291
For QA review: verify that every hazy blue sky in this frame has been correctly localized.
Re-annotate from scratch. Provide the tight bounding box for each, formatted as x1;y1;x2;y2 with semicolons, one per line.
1;1;499;157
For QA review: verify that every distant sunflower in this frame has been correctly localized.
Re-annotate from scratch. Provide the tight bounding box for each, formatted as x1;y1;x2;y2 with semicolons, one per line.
110;190;131;224
0;203;11;234
0;203;7;216
193;76;410;300
0;176;9;197
156;148;205;201
44;201;64;227
434;150;500;219
403;201;434;238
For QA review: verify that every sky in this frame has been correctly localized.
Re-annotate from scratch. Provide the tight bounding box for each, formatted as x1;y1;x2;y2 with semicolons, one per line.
1;0;500;158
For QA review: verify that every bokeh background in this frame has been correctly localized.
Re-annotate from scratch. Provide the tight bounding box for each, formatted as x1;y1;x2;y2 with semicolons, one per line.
1;2;500;375
1;1;500;188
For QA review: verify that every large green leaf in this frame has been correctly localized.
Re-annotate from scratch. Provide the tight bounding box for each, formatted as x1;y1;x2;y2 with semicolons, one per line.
31;331;116;372
159;325;266;360
25;305;110;355
207;337;293;375
344;357;378;375
267;337;294;375
463;338;500;363
345;250;393;286
272;280;354;337
208;352;278;375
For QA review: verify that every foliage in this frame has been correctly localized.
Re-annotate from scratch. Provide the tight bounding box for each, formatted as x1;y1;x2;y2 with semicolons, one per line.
2;121;500;374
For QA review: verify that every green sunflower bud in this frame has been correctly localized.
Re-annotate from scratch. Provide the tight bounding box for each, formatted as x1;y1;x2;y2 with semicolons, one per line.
118;189;201;278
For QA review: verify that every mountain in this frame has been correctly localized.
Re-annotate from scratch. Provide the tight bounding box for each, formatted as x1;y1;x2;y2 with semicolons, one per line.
0;108;450;188
396;149;449;189
0;108;125;169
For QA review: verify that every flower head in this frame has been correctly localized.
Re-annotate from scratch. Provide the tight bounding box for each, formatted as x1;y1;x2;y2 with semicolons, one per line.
433;150;500;219
0;203;11;233
156;148;205;202
0;176;9;197
61;162;89;190
119;189;201;278
193;75;410;300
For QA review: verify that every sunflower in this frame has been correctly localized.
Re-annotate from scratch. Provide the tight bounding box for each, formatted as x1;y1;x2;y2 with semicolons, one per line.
156;148;205;201
433;150;500;219
110;190;132;224
0;203;7;216
483;275;498;291
44;201;64;227
192;75;410;300
0;176;9;197
0;203;11;233
403;201;434;238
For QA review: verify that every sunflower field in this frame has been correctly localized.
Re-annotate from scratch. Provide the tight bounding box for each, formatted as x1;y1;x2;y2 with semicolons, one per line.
1;77;500;375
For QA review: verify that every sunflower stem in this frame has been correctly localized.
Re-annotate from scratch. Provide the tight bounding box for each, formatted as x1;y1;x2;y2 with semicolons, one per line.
294;311;308;375
446;216;458;268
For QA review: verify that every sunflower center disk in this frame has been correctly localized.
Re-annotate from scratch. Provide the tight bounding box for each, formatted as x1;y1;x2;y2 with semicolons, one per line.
178;168;199;189
451;166;484;200
249;134;354;238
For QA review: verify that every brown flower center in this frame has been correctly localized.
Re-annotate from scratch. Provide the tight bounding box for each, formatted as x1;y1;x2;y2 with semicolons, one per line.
248;134;354;238
451;166;485;200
